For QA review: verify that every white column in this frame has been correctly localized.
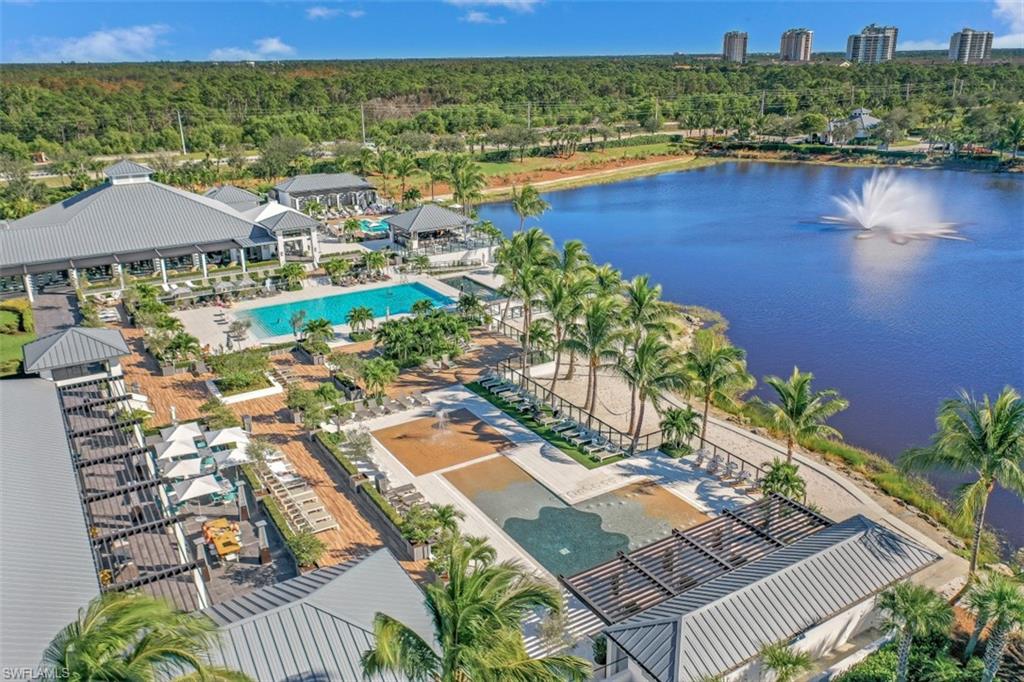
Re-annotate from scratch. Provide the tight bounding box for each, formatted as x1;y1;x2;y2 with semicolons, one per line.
310;229;321;267
159;258;168;285
68;267;80;290
115;263;125;291
276;235;286;266
239;249;247;274
22;274;34;303
200;253;208;280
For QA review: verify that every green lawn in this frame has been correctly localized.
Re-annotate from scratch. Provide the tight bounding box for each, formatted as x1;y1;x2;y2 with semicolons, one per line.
464;381;626;469
0;332;34;377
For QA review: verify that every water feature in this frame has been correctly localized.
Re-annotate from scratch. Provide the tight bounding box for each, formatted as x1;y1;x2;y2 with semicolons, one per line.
433;408;450;437
478;161;1024;550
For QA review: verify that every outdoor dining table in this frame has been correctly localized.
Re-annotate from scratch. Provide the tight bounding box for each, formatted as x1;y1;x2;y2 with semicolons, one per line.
212;534;242;558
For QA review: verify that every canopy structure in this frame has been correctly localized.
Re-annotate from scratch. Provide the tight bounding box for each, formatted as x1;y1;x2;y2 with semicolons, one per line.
213;447;250;467
153;439;200;460
160;421;203;443
385;204;474;246
172;474;224;502
205;428;249;448
162;457;203;479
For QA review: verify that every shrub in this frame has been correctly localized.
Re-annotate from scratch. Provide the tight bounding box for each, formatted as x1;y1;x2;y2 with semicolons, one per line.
287;531;327;567
0;298;33;334
208;349;269;393
359;481;404;527
315;431;359;477
0;309;20;334
373;309;470;367
199;396;241;429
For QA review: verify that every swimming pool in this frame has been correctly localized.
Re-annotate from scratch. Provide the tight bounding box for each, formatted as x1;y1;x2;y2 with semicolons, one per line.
240;282;452;338
444;457;705;575
360;219;389;234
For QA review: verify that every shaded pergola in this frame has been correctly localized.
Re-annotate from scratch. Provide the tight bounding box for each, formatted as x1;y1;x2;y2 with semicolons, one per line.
561;494;833;624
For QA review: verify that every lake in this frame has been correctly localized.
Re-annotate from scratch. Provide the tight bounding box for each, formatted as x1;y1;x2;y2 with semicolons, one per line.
478;161;1024;551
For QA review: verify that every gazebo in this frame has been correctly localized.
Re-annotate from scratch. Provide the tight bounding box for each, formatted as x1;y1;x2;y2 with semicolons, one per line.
385;204;474;251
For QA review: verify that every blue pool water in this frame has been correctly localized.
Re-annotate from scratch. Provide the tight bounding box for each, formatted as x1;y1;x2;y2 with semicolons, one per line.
240;283;452;337
360;219;388;233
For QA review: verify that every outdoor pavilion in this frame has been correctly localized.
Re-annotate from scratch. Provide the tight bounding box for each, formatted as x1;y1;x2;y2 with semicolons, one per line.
385;204;475;251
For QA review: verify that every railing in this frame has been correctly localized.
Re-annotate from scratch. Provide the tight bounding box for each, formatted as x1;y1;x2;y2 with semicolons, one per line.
397;236;500;257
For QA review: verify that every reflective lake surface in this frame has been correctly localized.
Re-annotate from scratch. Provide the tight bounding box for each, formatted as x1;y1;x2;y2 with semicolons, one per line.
478;161;1024;550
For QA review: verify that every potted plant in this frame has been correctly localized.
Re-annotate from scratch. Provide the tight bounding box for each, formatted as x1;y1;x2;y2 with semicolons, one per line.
299;317;334;364
284;384;315;425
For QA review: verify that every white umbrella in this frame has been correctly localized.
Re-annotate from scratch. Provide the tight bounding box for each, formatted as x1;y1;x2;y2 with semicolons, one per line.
204;428;250;448
212;446;249;467
172;475;223;502
162;457;202;479
160;422;202;443
153;439;200;460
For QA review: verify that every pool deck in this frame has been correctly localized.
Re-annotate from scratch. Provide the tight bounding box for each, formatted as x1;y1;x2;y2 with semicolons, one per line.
173;273;464;350
342;384;753;580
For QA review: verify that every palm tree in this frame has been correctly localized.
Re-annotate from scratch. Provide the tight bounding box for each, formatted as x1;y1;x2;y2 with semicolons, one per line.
450;161;486;214
879;582;953;682
522;318;554;356
563;296;623;417
1002;115;1024;159
360;535;589;682
964;573;1024;660
761;459;807;499
500;228;555;375
361;357;399;398
42;592;245;681
167;332;201;364
278;262;306;291
411;298;436;316
617;334;690;452
303;317;334;345
323;258;350;284
393;154;417;200
510;184;550;230
685;330;751;447
422;153;447;201
660;406;701;451
621;275;674;433
900;387;1024;579
591;263;622;298
759;642;812;682
361;250;389;274
346;305;374;332
541;272;590;399
763;367;849;464
456;292;485;321
289;309;307;340
980;576;1024;682
410;253;431;274
373;149;396;198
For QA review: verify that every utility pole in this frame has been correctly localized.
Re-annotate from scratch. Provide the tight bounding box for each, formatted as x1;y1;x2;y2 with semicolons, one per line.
360;103;367;145
526;102;532;129
175;110;187;155
759;90;766;117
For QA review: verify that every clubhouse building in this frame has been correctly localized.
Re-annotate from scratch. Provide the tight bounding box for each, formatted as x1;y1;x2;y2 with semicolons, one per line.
0;161;323;301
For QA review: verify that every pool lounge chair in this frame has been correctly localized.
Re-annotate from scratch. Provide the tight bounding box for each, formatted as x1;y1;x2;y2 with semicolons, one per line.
551;420;579;434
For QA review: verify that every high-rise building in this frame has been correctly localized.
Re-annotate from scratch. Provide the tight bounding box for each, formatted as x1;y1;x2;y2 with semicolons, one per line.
723;31;748;63
779;29;813;62
846;24;899;63
949;28;993;63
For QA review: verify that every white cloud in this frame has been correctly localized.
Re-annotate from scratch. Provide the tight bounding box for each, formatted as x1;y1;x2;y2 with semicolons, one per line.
461;10;506;24
899;39;948;51
210;36;294;61
306;6;339;20
25;24;169;62
993;0;1024;49
305;5;365;20
446;0;539;13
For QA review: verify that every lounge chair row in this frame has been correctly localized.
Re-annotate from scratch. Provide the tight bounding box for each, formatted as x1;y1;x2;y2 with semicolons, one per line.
257;451;339;534
344;393;431;424
686;449;761;493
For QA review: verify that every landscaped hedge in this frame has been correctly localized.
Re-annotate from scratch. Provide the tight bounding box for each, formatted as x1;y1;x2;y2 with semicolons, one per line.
315;431;359;477
359;481;404;527
260;496;295;541
0;298;34;334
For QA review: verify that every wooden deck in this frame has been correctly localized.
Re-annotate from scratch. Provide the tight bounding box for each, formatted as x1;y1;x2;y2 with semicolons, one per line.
119;326;519;579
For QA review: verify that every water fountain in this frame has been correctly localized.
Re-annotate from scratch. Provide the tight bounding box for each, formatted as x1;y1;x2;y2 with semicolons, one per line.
820;170;964;244
433;408;450;436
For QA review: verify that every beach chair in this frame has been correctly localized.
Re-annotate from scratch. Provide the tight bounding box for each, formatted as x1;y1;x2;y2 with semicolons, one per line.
551;420;579;434
706;454;722;475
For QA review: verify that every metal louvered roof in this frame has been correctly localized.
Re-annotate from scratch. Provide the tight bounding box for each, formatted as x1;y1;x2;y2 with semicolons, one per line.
605;516;940;682
204;549;435;681
204;185;262;211
273;172;373;193
1;180;273;269
103;159;154;178
23;327;130;372
0;379;100;671
384;204;473;235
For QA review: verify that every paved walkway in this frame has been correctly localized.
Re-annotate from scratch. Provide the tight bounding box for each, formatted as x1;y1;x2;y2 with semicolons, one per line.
31;289;79;334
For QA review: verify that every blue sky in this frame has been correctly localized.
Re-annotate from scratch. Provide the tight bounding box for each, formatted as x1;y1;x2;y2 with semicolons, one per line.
2;1;1022;63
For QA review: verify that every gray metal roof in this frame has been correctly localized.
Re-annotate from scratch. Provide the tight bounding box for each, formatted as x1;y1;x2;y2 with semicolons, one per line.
605;516;940;682
385;204;473;235
103;159;155;178
273;173;374;194
204;185;262;212
204;549;435;681
23;327;130;372
0;180;274;268
0;379;100;671
259;210;321;234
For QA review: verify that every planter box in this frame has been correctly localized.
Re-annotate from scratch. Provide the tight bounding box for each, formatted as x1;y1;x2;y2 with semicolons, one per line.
205;373;283;405
331;376;365;401
158;364;189;377
285;408;303;425
298;346;326;365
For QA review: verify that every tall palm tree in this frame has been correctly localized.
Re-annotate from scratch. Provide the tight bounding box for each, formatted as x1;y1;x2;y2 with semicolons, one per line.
1002;115;1024;159
900;387;1024;579
360;536;588;682
616;334;690;452
685;330;751;447
450;162;486;214
393;155;417;200
346;305;374;332
541;272;590;400
323;257;350;284
591;263;622;298
500;228;555;375
303;317;334;345
660;406;701;451
563;296;623;417
879;582;953;682
42;592;245;681
421;153;446;201
510;184;550;230
759;642;812;682
980;576;1024;682
963;573;1024;660
374;149;396;199
763;367;849;464
620;275;673;433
